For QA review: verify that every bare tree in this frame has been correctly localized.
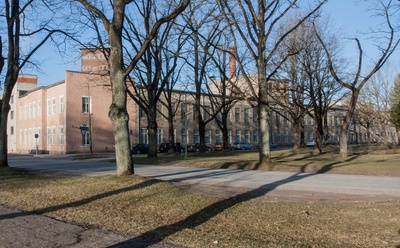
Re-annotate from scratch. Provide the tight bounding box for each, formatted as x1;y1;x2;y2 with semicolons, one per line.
126;3;185;158
0;0;70;167
74;0;189;175
389;74;400;144
359;65;396;146
219;0;326;165
316;0;400;158
182;0;225;153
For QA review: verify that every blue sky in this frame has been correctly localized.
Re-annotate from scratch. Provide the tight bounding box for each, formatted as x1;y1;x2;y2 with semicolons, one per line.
20;0;399;87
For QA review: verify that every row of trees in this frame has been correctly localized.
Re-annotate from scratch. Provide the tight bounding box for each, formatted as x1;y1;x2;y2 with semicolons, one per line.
1;0;399;176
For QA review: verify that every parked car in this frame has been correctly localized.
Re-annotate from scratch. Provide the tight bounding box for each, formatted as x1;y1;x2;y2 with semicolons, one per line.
187;143;212;152
131;144;149;154
159;142;183;153
214;143;223;151
306;140;316;147
270;141;278;149
231;142;254;150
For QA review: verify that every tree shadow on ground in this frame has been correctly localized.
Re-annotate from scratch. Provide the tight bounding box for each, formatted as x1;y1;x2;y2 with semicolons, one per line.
0;178;160;221
109;164;346;247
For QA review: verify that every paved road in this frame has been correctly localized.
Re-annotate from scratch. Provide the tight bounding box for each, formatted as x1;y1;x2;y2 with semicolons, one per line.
8;154;400;199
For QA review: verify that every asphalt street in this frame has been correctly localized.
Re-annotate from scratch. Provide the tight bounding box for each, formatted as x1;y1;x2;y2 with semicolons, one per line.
7;154;400;199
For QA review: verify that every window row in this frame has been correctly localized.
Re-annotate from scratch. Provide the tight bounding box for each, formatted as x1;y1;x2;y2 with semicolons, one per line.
18;126;64;146
19;101;41;120
139;128;261;146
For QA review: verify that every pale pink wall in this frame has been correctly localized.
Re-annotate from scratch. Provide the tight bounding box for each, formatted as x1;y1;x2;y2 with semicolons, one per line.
16;88;46;154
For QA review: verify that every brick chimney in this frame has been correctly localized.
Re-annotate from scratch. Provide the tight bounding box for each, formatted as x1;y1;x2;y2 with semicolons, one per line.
228;46;236;78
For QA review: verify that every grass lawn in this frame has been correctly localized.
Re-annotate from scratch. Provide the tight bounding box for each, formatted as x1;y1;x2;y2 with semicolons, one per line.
1;146;400;247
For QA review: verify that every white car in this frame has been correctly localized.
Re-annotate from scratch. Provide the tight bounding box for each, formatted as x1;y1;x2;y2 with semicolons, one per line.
306;140;316;147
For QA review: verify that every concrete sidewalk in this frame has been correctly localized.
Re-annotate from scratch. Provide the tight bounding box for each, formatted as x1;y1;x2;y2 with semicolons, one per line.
0;204;184;248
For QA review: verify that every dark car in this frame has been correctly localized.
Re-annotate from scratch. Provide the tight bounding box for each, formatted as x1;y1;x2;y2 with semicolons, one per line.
187;143;212;152
159;142;183;153
231;142;254;150
131;144;149;154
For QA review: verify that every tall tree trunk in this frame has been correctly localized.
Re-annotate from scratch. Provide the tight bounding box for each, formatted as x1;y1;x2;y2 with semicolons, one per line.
0;102;10;167
108;7;133;176
293;119;301;150
258;101;271;164
147;104;158;157
339;116;349;158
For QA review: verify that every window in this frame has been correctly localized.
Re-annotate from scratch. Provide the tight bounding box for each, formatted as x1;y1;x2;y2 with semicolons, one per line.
245;130;250;143
10;110;14;120
59;96;64;114
275;113;280;127
181;128;188;145
215;129;221;144
140;128;148;144
24;129;27;145
284;131;288;143
52;98;56;115
11;95;14;104
228;130;232;144
82;96;91;114
29;103;32;118
59;126;64;145
157;128;163;145
277;131;281;143
181;103;187;119
10;126;14;135
156;102;162;118
253;109;258;124
33;102;36;118
205;129;211;144
47;127;51;145
19;107;22;120
235;130;241;142
28;129;32;146
283;112;287;126
47;99;51;116
24;106;27;119
244;109;249;124
193;129;199;143
235;108;240;123
37;101;41;116
253;130;258;144
203;106;210;121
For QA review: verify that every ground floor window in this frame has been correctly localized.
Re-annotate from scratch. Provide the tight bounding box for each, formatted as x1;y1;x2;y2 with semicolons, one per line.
193;129;199;143
245;130;250;143
235;130;241;143
253;130;258;144
215;129;221;144
157;128;163;145
205;129;211;144
141;128;148;144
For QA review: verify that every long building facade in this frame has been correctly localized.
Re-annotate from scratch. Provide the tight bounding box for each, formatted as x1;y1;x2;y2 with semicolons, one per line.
7;49;399;154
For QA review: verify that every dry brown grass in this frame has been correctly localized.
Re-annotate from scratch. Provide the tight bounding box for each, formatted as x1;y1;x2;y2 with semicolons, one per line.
1;148;400;248
134;145;400;177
